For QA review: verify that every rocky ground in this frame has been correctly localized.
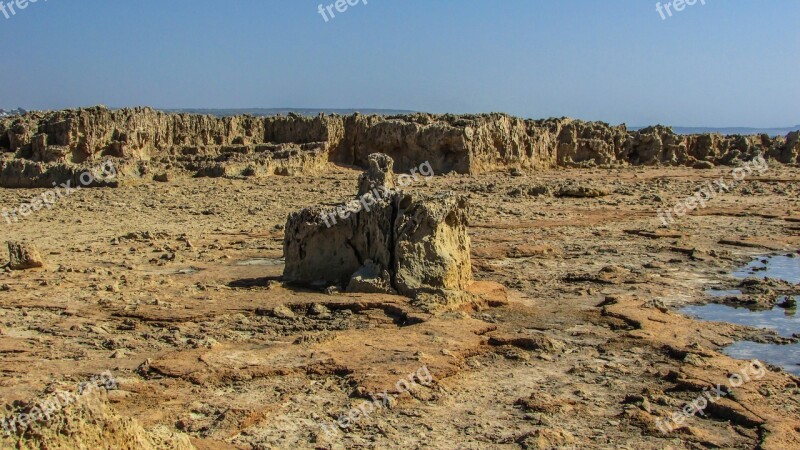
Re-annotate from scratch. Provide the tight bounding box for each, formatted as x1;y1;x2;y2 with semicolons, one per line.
0;162;799;449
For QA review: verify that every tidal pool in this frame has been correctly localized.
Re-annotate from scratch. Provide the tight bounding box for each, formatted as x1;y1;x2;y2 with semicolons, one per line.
680;253;800;375
731;254;800;284
681;302;799;339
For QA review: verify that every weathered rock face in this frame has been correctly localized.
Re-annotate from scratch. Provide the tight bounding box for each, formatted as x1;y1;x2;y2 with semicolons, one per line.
0;107;335;187
392;191;472;297
357;153;396;196
283;154;473;298
7;241;45;270
0;391;195;450
1;106;797;187
282;200;396;287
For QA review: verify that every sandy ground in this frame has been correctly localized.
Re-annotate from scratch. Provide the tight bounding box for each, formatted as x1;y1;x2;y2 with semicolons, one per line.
0;164;799;449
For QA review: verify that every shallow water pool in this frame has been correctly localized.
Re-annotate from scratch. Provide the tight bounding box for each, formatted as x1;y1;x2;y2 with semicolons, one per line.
679;253;800;375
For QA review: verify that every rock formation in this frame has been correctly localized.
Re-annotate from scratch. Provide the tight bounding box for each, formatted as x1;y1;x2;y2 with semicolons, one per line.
0;391;194;450
283;154;472;298
357;153;396;196
1;106;797;187
7;241;44;270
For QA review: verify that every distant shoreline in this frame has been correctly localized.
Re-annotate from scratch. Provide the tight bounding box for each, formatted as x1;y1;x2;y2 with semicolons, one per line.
630;125;800;137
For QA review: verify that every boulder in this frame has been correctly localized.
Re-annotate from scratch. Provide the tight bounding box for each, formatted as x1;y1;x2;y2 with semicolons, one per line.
393;192;472;296
346;260;395;294
7;241;45;270
283;154;473;299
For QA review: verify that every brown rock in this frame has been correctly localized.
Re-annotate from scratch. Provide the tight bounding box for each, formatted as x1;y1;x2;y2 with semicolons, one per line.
7;241;45;270
2;106;794;188
284;154;472;299
357;153;396;196
556;183;610;198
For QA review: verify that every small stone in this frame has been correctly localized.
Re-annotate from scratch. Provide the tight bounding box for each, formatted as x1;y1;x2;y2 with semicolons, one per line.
272;305;295;319
309;303;331;316
556;183;609;198
136;358;151;376
778;296;797;309
346;260;395;294
693;160;715;169
324;286;339;296
527;184;551;197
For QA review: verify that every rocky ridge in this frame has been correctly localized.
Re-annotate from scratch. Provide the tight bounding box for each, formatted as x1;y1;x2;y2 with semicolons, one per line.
0;106;797;187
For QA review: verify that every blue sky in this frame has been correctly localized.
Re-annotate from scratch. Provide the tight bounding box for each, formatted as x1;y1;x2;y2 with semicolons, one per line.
0;0;797;127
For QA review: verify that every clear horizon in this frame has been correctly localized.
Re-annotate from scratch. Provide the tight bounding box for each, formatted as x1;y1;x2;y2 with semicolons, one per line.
0;1;798;128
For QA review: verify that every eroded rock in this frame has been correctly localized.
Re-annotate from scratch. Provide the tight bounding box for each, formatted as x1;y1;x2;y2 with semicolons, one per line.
2;107;796;187
357;153;396;196
393;191;472;296
346;259;395;294
283;154;472;299
0;391;194;450
7;241;45;270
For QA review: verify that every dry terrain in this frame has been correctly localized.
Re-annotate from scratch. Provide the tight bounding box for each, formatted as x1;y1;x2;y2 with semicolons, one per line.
1;162;799;449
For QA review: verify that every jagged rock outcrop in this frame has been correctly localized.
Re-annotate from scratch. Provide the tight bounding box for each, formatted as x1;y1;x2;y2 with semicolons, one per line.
0;390;194;450
283;154;472;298
392;191;472;297
7;241;44;270
357;153;396;196
1;106;797;187
0;107;334;187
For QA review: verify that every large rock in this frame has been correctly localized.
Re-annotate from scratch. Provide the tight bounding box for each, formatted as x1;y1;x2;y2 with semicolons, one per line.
283;154;472;298
0;390;194;450
7;241;45;270
393;192;472;296
282;199;395;287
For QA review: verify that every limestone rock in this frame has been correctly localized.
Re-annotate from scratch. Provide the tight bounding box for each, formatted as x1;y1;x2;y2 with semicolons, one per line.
393;192;472;296
283;154;473;299
2;106;796;188
693;160;715;169
346;260;395;294
283;198;395;287
0;391;195;450
7;241;45;270
556;183;610;198
357;153;396;196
